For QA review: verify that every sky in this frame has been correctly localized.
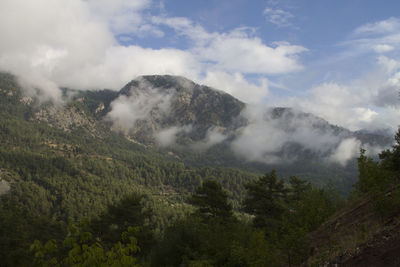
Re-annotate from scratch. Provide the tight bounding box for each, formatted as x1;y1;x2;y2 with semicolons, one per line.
1;0;400;133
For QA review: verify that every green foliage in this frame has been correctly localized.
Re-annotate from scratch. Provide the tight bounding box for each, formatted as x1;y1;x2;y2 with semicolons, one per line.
90;193;154;257
152;180;280;266
189;179;233;220
0;199;65;266
0;72;262;265
31;223;140;267
278;217;308;266
356;149;396;193
0;73;362;266
355;129;400;217
379;129;400;174
243;172;341;265
243;170;289;232
152;215;278;267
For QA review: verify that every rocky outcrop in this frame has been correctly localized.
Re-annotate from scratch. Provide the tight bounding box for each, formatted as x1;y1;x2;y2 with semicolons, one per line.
34;104;99;135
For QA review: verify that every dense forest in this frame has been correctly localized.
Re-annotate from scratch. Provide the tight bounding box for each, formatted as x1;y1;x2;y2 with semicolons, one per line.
1;72;400;266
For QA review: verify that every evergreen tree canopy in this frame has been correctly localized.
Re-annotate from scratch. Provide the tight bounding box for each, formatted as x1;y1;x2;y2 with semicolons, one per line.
189;179;233;220
243;170;289;230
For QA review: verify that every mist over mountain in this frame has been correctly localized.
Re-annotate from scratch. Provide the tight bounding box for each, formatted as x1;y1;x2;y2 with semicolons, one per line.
1;70;399;265
15;73;388;192
90;75;391;165
107;75;245;145
3;1;400;265
0;71;390;193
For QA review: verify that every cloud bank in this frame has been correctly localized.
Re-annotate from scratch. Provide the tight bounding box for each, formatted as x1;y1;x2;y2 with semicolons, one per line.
1;1;398;166
0;0;306;105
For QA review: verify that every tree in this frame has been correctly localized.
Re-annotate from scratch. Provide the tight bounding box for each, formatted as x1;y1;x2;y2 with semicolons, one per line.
31;223;140;267
243;170;289;232
90;193;154;257
152;180;278;267
189;179;233;220
278;217;308;267
288;176;311;203
379;128;400;174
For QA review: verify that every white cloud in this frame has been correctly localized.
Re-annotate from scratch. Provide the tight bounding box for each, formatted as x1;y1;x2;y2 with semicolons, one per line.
201;71;268;104
106;79;174;132
354;17;400;35
231;106;345;164
0;0;202;100
190;127;228;151
346;18;400;57
377;55;400;74
0;0;115;100
284;82;377;131
280;49;400;133
263;8;294;27
373;44;395;53
0;0;306;103
153;17;307;74
155;125;192;147
86;0;151;35
231;119;288;164
329;138;361;166
197;29;306;74
151;16;212;42
58;45;200;91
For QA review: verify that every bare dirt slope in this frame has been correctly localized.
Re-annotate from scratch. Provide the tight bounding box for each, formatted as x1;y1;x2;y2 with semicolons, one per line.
306;193;400;266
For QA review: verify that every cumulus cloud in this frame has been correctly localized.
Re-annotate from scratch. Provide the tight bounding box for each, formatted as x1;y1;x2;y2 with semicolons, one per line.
86;0;151;35
278;48;400;133
0;0;114;101
201;71;268;104
283;83;377;131
0;0;306;104
153;17;307;74
197;29;307;74
374;85;400;108
59;45;200;91
0;0;204;98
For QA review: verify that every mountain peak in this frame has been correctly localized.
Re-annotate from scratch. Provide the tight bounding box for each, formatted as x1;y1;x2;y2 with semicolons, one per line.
120;75;197;96
110;75;245;144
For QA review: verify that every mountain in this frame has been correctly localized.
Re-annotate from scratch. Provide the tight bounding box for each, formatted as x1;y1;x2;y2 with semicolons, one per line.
71;74;391;155
0;71;396;265
25;74;392;193
113;75;245;144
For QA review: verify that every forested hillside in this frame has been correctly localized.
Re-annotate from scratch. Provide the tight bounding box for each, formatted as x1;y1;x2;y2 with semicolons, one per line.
34;74;393;194
1;72;399;266
0;73;259;266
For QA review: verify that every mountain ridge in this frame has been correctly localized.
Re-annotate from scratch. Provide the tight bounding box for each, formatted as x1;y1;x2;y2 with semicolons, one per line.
0;72;393;193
